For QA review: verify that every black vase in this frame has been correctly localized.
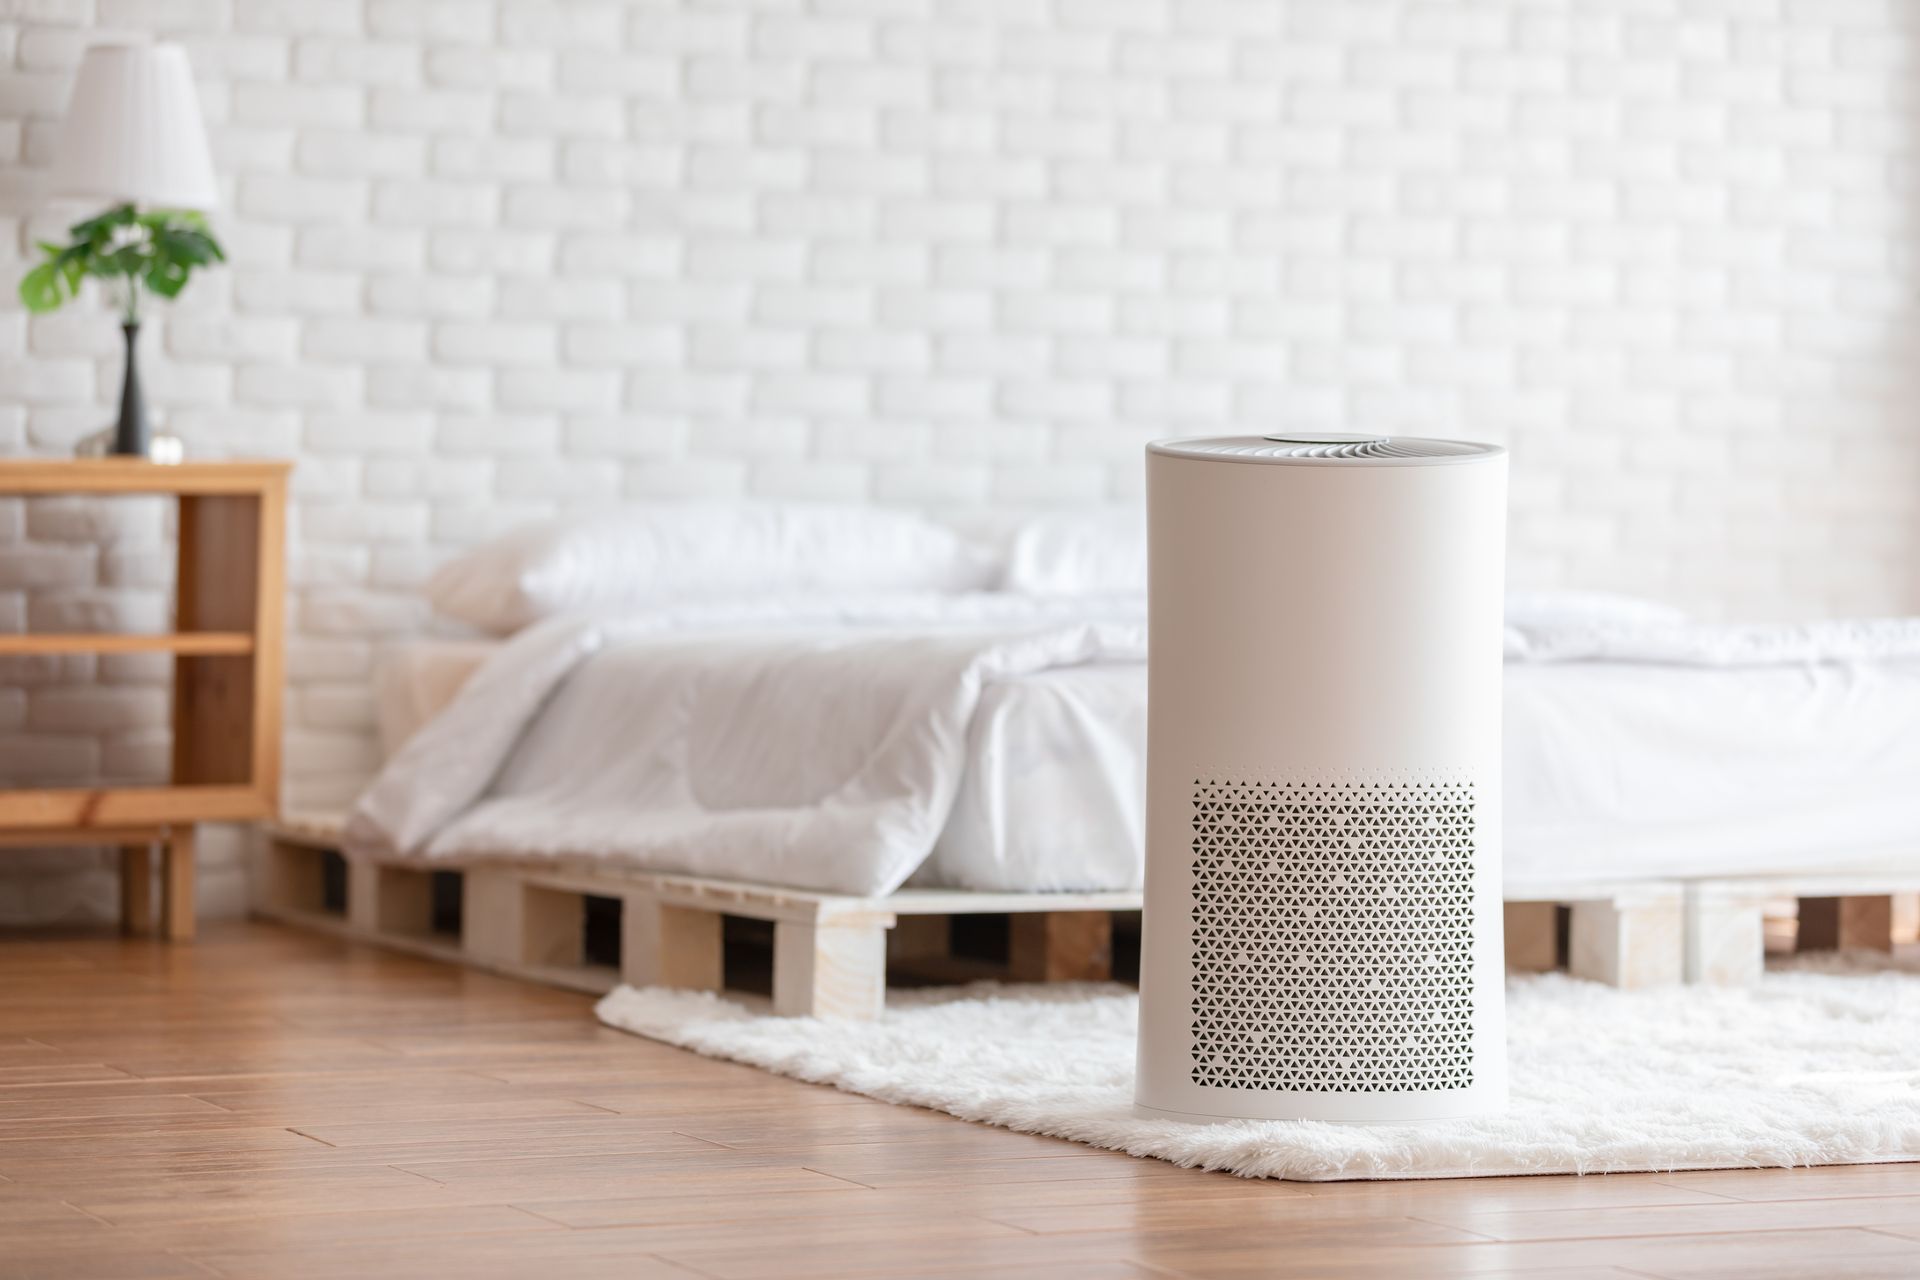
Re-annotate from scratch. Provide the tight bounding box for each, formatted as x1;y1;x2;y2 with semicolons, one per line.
113;321;149;457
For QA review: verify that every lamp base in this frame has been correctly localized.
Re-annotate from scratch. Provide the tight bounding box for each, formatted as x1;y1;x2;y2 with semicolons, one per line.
114;320;149;456
75;425;184;464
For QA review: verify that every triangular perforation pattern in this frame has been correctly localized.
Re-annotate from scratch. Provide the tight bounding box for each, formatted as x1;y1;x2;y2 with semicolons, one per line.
1187;775;1477;1093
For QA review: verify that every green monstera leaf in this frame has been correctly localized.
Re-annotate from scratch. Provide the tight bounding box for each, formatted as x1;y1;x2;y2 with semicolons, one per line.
16;201;226;320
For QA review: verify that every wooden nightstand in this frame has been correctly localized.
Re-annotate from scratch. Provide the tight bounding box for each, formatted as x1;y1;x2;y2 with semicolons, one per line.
0;460;289;940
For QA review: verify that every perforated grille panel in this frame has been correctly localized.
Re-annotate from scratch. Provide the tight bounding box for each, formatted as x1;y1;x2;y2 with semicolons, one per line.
1189;775;1477;1093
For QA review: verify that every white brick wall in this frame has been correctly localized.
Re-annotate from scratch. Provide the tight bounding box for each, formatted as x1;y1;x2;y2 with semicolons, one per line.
4;0;1920;922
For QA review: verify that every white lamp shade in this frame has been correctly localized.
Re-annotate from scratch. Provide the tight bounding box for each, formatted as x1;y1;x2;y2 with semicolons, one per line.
48;43;219;210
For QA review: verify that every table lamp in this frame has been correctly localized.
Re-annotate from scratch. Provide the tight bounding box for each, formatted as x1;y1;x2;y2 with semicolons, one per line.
36;43;221;458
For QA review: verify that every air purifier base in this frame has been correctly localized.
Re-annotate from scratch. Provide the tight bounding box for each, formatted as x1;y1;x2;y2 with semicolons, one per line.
1132;1096;1508;1127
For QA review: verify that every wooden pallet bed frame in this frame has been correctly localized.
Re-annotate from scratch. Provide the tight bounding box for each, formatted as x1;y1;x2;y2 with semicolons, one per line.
255;818;1710;1016
257;817;1142;1019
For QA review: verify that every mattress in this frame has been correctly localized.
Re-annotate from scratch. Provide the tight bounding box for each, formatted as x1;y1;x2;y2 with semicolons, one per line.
1501;658;1920;891
932;657;1920;895
374;639;1920;895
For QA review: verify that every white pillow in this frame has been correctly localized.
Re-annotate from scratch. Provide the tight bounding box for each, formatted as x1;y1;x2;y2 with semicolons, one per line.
428;504;997;634
1503;590;1687;631
1004;510;1147;596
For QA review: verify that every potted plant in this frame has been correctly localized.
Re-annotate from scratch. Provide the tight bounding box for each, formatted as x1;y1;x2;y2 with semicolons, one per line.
18;203;225;458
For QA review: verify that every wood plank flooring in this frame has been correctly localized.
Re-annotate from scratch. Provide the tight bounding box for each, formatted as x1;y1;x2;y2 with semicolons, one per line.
2;923;1917;1278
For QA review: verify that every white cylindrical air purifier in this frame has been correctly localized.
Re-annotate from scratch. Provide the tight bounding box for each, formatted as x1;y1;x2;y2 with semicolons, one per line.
1134;433;1508;1125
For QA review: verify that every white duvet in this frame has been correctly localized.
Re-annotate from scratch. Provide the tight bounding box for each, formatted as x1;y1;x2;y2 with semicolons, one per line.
350;601;1920;898
348;594;1147;895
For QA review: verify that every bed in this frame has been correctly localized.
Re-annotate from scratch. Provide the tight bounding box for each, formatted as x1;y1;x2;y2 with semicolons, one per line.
293;504;1920;1007
368;622;1920;901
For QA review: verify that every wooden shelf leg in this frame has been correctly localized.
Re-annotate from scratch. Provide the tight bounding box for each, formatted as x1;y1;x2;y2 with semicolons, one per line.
1009;911;1113;983
162;825;197;942
120;843;154;936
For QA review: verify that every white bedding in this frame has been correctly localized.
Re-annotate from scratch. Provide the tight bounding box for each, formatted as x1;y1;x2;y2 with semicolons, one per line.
1503;656;1920;889
349;594;1148;896
925;654;1920;895
357;606;1920;897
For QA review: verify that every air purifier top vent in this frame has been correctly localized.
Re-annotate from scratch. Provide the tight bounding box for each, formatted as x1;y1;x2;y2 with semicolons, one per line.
1150;434;1502;467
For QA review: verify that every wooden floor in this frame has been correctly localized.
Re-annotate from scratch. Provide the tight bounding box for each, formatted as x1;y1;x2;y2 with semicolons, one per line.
3;926;1919;1280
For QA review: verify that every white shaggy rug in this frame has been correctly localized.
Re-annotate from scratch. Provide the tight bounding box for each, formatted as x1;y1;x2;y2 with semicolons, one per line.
595;955;1920;1181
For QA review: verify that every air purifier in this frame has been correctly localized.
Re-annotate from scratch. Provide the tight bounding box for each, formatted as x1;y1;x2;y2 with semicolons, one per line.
1134;432;1508;1125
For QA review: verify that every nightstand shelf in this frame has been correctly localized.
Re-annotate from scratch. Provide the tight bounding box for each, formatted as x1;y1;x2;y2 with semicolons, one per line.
0;632;255;656
0;459;289;940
